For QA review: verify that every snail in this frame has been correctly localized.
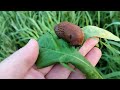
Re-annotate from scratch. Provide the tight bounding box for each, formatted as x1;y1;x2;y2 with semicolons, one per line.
54;21;84;46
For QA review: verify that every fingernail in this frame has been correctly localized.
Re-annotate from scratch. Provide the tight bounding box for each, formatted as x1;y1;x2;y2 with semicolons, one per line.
26;39;38;48
27;39;35;44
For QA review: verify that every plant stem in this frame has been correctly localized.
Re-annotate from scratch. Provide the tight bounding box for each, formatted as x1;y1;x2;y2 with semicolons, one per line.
70;57;103;79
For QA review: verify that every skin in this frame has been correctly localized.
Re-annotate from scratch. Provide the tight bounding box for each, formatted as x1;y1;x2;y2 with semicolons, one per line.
0;38;101;79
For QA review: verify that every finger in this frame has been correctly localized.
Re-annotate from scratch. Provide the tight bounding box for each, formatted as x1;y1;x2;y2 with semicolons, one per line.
79;38;99;56
24;68;45;79
46;64;74;79
85;47;102;66
0;39;39;79
68;68;86;79
37;65;53;75
68;38;100;79
68;47;102;79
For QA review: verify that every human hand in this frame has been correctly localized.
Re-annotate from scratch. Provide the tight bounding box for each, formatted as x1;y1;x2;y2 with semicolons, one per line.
0;38;101;79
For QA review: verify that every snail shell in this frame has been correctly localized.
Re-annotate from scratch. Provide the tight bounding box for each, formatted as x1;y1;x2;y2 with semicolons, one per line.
54;21;84;46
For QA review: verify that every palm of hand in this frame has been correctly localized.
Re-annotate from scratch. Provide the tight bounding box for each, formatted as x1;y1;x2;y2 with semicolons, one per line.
0;38;101;79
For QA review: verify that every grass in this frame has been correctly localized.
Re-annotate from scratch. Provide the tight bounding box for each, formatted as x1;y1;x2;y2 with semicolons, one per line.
0;11;120;79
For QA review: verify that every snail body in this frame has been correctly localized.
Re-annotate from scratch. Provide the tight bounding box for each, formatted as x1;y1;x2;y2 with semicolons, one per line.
54;21;84;46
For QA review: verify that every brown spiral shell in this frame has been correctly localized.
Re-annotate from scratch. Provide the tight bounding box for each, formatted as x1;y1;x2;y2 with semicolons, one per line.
54;21;84;46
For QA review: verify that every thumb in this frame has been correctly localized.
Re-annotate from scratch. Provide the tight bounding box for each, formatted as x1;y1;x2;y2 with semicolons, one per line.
0;39;39;79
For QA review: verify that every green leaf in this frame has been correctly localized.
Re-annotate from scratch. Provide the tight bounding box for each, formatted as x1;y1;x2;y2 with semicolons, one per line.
36;33;103;79
60;62;75;72
38;33;58;50
82;25;120;41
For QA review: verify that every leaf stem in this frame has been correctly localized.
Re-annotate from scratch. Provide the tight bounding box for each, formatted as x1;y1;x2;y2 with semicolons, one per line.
69;56;103;79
